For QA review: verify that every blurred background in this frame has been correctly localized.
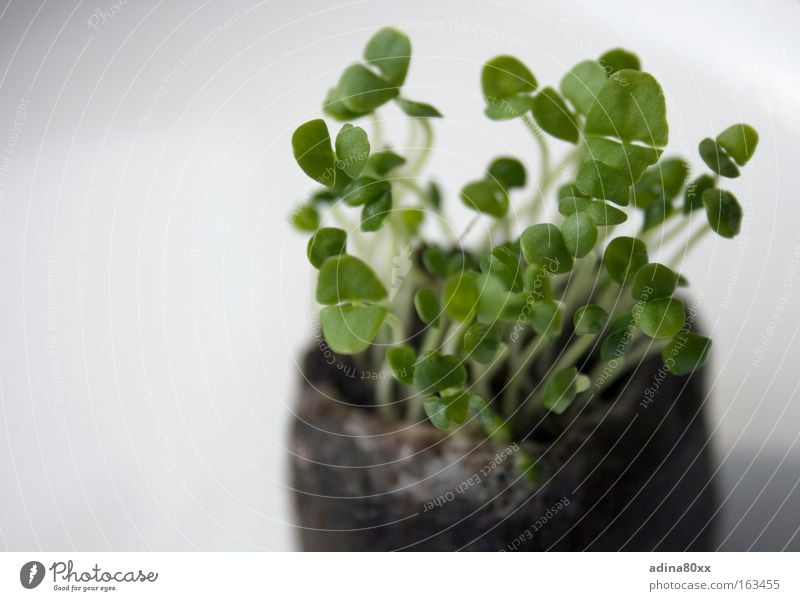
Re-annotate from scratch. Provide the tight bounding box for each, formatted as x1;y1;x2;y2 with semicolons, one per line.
0;0;798;551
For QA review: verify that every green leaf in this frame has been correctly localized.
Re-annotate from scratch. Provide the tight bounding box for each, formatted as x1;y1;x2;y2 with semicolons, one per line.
447;250;480;275
575;160;630;205
703;188;742;239
481;55;537;100
699;138;739;178
360;190;392;232
641;196;674;231
603;236;649;285
364;27;411;87
398;208;424;235
323;85;370;121
316;255;387;304
422;245;449;277
598;48;641;74
716;123;758;166
530;300;562;337
423;396;451;430
585;70;668;147
587;200;628;226
470;394;511;443
561;211;598;258
292;119;336;187
307;227;347;269
632;157;689;208
461;180;509;217
600;327;634;361
309;188;339;204
631;263;679;300
635;298;685;338
488;157;526;190
341;176;390;206
573;304;608;335
476;274;525;323
414;287;441;328
560;60;607;115
558;195;590;216
413;351;467;395
443;391;471;424
365;150;405;175
335;124;370;179
463;322;501;364
557;183;585;200
480;246;523;292
443;271;479;321
338;64;399;113
584;136;662;183
423;391;471;429
543;367;579;414
662;332;712;375
520;223;574;274
531;87;579;143
683;174;716;215
319;305;387;354
387;345;416;385
290;204;319;232
559;195;627;226
428;181;442;210
395;98;442;118
484;93;535;120
523;263;553;301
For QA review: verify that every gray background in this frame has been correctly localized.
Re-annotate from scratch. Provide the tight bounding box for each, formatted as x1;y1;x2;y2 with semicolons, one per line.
0;0;799;550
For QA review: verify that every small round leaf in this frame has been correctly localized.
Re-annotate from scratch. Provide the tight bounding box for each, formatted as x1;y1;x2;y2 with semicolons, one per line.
716;123;758;166
307;227;347;269
662;332;712;375
316;255;387;305
603;236;649;285
395;98;442;118
703;188;742;239
573;304;608;335
290;204;319;232
443;271;480;321
413;351;467;395
560;60;607;115
461;180;509;217
543;366;579;414
364;27;411;87
635;298;686;339
335;124;370;180
561;211;598;258
598;48;641;74
698;138;739;178
585;70;668;147
360;190;392;232
292;119;336;187
631;263;679;300
531;87;579;143
319;305;387;354
338;64;399;113
530;300;562;337
414;287;441;328
520;223;574;274
463;322;501;364
387;345;416;385
488;157;526;190
481;55;537;100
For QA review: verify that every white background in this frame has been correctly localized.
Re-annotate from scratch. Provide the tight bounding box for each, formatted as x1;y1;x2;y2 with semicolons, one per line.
0;0;798;551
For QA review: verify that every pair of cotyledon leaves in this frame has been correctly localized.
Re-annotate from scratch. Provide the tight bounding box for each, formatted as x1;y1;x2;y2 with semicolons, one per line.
323;27;442;120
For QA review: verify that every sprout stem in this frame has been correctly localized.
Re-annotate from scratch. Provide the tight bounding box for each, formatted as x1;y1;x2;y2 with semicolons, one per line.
666;222;711;267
